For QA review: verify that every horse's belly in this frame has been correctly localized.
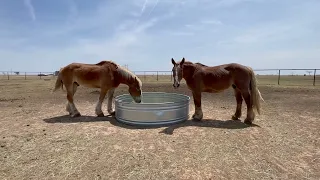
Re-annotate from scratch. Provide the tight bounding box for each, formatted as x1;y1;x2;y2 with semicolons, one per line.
74;78;101;88
82;83;100;88
204;88;223;93
204;82;231;93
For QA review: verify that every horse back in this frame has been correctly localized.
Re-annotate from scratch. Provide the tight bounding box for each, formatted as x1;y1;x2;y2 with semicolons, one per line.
59;62;117;88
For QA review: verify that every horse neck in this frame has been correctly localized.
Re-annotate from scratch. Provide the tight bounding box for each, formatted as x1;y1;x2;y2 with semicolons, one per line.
116;68;135;86
182;63;196;80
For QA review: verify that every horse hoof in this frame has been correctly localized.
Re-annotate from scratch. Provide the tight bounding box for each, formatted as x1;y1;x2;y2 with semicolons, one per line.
109;111;115;116
97;113;105;117
232;115;240;121
71;113;81;118
192;118;202;121
244;119;253;125
192;114;203;121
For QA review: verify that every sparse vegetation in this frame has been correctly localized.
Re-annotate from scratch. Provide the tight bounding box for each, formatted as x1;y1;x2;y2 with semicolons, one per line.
0;78;319;179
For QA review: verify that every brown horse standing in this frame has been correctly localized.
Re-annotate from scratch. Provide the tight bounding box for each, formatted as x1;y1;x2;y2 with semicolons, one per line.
171;57;264;125
53;60;142;117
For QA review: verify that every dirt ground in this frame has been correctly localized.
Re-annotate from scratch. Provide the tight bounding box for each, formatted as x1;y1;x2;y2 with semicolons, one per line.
0;79;319;180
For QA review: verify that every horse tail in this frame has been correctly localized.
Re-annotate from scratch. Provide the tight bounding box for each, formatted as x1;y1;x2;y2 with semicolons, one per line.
249;67;264;115
52;69;64;92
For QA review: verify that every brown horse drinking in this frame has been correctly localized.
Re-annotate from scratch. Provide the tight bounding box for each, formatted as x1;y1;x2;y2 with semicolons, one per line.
53;60;142;117
171;58;264;125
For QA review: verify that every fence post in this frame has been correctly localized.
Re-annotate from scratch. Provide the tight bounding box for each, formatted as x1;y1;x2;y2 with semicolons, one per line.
313;69;316;86
25;72;26;80
157;71;158;81
278;70;281;85
171;71;172;82
7;73;9;80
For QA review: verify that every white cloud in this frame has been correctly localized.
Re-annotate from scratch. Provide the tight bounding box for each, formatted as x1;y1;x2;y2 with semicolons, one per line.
233;24;293;44
140;0;149;15
168;31;194;36
216;0;267;7
1;0;320;72
23;0;36;21
201;20;222;25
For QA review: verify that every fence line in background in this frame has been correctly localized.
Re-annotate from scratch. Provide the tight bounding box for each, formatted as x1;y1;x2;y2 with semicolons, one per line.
0;69;319;86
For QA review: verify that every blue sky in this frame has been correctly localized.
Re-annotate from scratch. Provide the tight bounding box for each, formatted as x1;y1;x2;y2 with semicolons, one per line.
0;0;319;72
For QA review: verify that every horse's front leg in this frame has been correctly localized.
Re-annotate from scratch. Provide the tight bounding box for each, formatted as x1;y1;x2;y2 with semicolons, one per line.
95;88;108;117
192;91;203;121
107;88;115;116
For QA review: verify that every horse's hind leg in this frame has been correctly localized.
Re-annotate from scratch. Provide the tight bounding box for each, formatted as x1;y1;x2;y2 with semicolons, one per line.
242;90;255;125
66;83;79;115
66;83;81;117
232;88;243;120
95;88;108;117
192;91;203;121
107;88;115;115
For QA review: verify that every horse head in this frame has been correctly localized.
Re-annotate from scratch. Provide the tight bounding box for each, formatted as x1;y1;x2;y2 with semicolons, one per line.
171;57;185;89
128;76;142;103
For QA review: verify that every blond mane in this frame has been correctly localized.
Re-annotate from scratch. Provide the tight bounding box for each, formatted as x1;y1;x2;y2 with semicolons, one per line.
117;65;142;88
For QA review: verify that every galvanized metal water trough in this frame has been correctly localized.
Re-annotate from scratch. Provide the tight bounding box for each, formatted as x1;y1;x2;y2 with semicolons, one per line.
114;92;190;126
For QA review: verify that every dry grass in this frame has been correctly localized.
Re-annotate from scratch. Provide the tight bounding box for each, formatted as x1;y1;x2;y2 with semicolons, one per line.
0;78;319;179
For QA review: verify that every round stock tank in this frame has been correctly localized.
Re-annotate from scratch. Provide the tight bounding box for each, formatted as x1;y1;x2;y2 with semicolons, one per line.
114;92;190;126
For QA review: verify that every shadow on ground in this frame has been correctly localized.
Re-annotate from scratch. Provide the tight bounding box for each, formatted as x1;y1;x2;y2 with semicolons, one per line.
108;117;260;135
158;119;260;135
43;115;113;123
43;115;260;135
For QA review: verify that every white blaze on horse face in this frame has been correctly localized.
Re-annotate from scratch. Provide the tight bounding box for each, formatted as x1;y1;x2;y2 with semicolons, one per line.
173;65;181;88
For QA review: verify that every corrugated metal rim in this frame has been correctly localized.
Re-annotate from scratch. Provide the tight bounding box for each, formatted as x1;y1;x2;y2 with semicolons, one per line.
114;92;190;126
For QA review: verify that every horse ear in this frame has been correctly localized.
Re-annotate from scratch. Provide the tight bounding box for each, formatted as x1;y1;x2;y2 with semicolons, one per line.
171;58;176;65
181;57;185;65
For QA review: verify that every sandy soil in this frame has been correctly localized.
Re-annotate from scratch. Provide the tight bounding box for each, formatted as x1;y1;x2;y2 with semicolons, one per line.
0;79;319;180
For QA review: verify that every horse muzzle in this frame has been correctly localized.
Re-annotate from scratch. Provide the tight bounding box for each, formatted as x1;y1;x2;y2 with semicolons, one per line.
173;83;180;89
132;96;142;103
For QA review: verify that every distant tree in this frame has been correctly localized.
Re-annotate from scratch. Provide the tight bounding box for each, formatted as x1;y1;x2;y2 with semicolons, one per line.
14;72;20;75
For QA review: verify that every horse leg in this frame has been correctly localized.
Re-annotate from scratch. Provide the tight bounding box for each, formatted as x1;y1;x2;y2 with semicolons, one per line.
232;89;243;120
66;84;81;117
66;103;71;115
107;88;115;115
66;83;78;115
242;90;255;125
192;91;203;121
95;88;108;117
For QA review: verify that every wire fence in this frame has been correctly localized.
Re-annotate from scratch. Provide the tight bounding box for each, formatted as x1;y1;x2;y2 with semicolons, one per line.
0;69;319;86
